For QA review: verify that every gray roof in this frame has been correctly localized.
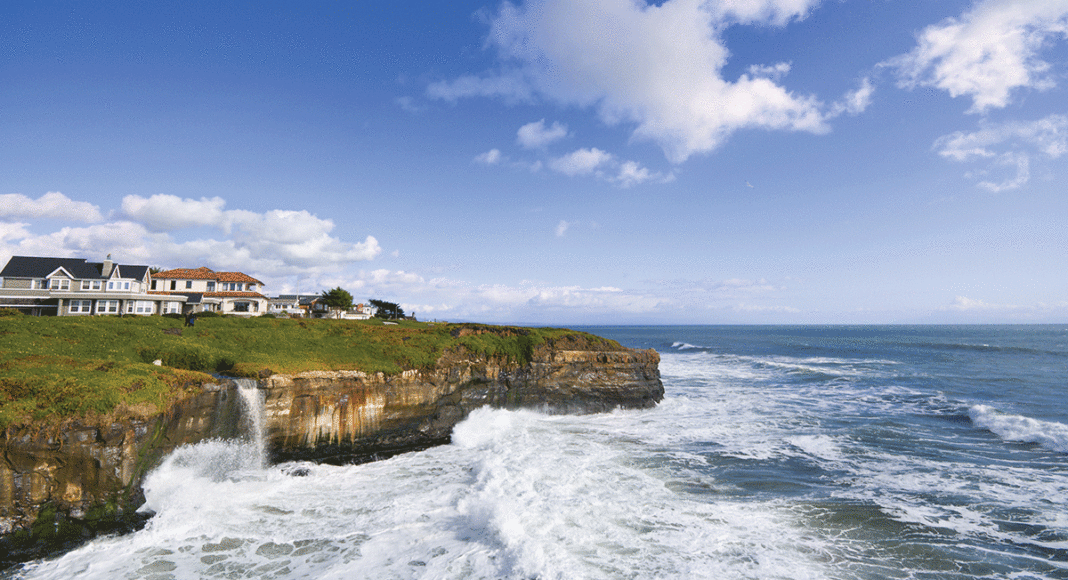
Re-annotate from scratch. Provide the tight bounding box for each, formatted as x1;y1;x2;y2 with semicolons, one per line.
177;292;204;304
0;256;150;281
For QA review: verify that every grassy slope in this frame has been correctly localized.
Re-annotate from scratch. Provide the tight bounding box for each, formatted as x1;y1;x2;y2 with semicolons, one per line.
0;314;622;429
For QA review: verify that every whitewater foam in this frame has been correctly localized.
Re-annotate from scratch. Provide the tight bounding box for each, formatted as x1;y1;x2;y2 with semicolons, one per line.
969;405;1068;454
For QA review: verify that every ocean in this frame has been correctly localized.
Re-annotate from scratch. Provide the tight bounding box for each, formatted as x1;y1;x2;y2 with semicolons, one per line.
9;325;1068;579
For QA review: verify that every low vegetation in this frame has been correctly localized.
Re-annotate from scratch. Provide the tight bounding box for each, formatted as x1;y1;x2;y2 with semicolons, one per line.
0;312;622;428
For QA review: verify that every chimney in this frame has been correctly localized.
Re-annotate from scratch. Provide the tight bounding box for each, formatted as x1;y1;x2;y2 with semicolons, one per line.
102;254;114;277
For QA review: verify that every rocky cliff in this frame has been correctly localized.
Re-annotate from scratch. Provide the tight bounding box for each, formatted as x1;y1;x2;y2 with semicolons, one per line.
0;337;661;562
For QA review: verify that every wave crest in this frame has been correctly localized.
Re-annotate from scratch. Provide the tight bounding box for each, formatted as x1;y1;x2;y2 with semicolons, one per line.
969;405;1068;453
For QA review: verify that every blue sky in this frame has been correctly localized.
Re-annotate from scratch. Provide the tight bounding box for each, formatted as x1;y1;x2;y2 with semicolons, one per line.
2;0;1067;324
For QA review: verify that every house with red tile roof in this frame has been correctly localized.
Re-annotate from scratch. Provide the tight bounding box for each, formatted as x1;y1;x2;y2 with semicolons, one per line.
151;266;267;316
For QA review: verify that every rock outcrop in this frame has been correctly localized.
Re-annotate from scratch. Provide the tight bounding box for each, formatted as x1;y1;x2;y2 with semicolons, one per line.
0;338;661;561
264;343;662;463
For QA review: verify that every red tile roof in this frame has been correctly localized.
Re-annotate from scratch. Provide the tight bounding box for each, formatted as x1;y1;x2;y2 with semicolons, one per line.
204;292;266;298
154;266;263;284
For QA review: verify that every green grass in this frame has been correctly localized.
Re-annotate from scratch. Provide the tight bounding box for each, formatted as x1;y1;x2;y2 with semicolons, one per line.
0;315;622;428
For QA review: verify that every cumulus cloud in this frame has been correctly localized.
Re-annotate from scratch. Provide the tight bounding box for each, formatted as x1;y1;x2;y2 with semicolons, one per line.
544;147;670;186
934;114;1068;190
474;148;504;164
0;191;103;222
888;0;1068;113
549;147;614;176
517;119;569;148
2;192;381;283
428;0;835;163
747;62;792;81
121;194;226;231
830;77;875;117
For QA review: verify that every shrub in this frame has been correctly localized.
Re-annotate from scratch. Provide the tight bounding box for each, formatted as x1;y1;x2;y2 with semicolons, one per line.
0;308;24;317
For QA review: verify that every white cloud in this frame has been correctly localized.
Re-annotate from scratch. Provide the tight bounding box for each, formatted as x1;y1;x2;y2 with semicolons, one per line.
747;62;792;81
830;77;875;117
0;191;103;222
934;114;1068;190
888;0;1068;113
121;194;226;231
474;148;504;164
2;192;381;283
555;220;572;237
428;0;835;163
0;222;32;243
305;270;805;324
945;296;1017;311
517;119;569;148
395;96;424;113
549;147;613;176
614;160;656;187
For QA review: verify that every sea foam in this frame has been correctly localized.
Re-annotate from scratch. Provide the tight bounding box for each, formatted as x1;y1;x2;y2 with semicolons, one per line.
969;405;1068;454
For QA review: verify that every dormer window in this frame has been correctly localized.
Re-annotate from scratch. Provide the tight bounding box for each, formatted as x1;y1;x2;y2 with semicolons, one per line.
50;278;70;291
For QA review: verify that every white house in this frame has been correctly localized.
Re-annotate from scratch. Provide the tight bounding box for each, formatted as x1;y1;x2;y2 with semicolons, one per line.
152;266;268;316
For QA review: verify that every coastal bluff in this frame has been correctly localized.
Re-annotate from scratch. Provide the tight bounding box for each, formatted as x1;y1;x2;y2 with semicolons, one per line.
0;330;661;556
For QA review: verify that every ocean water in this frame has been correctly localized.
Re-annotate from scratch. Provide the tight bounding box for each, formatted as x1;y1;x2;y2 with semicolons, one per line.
9;325;1068;579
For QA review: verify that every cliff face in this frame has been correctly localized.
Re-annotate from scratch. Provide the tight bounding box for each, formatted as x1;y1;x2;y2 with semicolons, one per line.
0;340;661;554
264;344;662;462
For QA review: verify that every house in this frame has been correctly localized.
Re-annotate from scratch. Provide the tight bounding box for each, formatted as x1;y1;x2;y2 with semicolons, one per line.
341;303;374;320
311;299;374;320
151;266;268;316
267;294;318;316
0;255;185;316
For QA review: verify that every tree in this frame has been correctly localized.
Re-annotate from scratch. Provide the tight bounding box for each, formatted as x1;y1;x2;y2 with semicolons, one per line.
320;287;353;318
369;298;405;320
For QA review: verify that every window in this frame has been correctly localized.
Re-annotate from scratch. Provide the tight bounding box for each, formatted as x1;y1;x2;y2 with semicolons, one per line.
93;281;101;290
82;281;91;290
96;300;119;314
206;281;215;291
108;281;114;290
133;301;154;314
170;281;176;290
68;300;90;313
151;280;157;290
127;302;134;313
186;281;193;289
124;282;130;290
233;301;250;312
50;278;70;290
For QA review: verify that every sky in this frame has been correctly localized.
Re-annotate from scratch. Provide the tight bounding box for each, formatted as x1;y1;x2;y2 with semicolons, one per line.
2;0;1067;325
